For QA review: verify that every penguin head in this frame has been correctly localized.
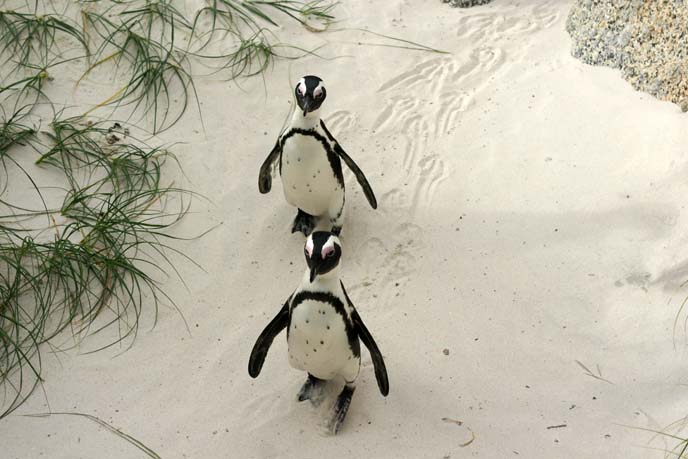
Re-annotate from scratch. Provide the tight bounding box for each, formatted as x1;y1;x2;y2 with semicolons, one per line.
304;231;341;283
295;75;326;117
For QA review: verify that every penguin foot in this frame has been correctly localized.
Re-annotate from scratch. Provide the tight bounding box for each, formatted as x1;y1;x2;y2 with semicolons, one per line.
297;374;325;406
291;209;316;236
327;385;355;435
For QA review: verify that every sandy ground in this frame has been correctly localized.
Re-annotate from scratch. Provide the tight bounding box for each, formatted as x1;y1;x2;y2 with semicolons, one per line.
5;0;688;458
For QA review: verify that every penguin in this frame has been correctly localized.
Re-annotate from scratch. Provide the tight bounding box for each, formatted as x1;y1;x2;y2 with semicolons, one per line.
258;75;377;236
248;231;389;434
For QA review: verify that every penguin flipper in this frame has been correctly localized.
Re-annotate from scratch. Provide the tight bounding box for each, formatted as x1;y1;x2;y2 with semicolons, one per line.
248;300;289;378
340;282;389;396
320;120;378;209
258;140;281;194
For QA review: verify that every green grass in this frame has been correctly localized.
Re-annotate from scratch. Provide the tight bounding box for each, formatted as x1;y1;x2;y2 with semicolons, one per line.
0;10;87;70
81;4;197;134
0;111;196;419
625;421;688;458
26;412;161;458
188;0;335;77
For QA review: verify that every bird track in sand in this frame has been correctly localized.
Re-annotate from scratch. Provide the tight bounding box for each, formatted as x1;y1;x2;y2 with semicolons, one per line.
350;1;561;302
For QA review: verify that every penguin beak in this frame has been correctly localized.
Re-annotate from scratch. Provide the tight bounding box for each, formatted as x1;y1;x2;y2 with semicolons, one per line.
302;96;312;117
309;266;317;283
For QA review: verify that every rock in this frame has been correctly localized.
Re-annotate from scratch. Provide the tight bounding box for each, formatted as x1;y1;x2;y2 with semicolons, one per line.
443;0;493;8
680;99;688;113
566;0;688;111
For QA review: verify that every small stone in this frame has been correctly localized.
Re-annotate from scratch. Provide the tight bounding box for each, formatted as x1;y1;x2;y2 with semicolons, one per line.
680;99;688;112
443;348;450;355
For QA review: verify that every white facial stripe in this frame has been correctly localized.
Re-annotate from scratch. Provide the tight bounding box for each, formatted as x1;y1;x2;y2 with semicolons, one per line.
305;237;314;257
313;81;324;97
321;237;335;259
297;79;306;96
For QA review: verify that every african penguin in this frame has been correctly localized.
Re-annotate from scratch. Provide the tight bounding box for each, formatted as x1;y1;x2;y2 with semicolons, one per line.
248;231;389;435
258;75;378;236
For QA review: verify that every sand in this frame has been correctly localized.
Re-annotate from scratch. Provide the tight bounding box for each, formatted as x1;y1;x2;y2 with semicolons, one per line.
4;0;688;458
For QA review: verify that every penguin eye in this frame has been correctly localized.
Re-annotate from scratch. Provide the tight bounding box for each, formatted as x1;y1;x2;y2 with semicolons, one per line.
326;250;334;258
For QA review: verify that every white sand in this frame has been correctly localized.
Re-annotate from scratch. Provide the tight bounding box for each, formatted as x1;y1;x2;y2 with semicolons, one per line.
5;0;688;458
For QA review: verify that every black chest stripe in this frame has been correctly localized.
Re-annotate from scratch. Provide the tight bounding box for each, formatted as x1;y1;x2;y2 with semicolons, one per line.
289;290;360;358
279;128;345;189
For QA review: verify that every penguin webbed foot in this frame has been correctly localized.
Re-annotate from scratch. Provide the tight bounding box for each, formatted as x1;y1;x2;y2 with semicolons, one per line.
327;385;355;435
291;209;316;236
297;374;326;406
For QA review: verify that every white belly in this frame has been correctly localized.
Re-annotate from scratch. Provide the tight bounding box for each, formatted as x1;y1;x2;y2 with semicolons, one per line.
288;299;358;380
281;136;342;216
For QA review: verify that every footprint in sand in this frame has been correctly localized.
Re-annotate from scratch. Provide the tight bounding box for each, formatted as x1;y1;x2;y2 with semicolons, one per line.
350;223;425;303
365;1;560;297
326;110;357;134
373;96;419;131
435;90;474;135
410;154;450;213
455;1;560;41
378;57;450;93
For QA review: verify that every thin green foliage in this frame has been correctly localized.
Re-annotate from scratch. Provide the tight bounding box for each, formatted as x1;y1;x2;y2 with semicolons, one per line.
26;412;161;458
326;27;450;54
81;4;197;134
0;113;195;419
188;0;335;76
625;424;688;458
0;11;87;70
195;27;324;79
190;0;335;50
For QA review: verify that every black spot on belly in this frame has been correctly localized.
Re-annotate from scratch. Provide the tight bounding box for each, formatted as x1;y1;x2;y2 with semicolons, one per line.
306;340;309;344
313;349;317;352
306;319;309;323
326;325;330;330
320;340;324;345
